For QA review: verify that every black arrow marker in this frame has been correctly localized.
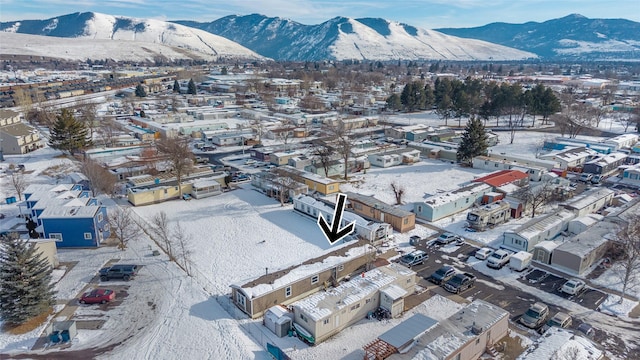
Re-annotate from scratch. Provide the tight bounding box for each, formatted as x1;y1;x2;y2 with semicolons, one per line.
318;193;356;245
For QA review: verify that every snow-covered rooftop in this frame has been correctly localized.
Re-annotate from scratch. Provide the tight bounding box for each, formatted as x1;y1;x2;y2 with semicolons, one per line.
235;244;375;299
292;263;413;321
509;209;575;241
423;183;491;207
517;327;603;360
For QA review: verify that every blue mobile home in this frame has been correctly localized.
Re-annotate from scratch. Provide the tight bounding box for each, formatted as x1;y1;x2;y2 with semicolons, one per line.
39;205;110;248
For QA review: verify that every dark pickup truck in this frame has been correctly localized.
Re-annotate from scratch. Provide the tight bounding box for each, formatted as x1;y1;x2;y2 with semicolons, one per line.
443;272;476;294
99;264;138;281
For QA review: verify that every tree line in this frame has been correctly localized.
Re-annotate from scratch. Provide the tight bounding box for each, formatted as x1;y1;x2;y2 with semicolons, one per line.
387;79;561;130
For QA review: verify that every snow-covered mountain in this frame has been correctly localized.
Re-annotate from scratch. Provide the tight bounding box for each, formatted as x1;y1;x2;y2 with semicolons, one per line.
436;14;640;60
0;32;228;63
0;12;263;61
176;14;536;61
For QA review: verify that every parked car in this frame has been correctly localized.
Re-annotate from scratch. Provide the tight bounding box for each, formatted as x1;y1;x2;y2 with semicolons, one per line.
435;232;460;245
578;173;593;183
429;266;456;285
487;249;512;269
577;323;595;338
444;272;476;294
519;302;549;329
244;159;256;165
591;174;604;184
79;289;115;304
474;247;494;260
561;278;586;295
399;250;427;268
99;264;138;281
540;312;572;333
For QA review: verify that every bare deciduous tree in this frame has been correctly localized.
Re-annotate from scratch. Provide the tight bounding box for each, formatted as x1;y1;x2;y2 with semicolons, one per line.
614;216;640;303
515;180;554;218
80;158;117;197
155;136;194;198
151;211;175;260
390;182;405;205
173;221;193;276
75;100;99;138
311;140;334;177
109;207;142;251
326;121;352;180
95;118;121;147
9;168;27;201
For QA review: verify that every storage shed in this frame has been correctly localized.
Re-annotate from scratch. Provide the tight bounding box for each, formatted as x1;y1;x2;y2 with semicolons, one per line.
264;305;293;338
380;285;407;318
533;241;560;265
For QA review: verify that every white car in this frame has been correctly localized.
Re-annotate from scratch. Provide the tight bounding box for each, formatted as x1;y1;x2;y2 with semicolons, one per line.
561;278;586;295
475;247;494;260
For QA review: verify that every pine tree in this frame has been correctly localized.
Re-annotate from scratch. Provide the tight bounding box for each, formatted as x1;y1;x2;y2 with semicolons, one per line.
135;84;147;97
172;79;180;93
48;108;91;155
187;79;197;95
456;117;489;164
0;236;56;325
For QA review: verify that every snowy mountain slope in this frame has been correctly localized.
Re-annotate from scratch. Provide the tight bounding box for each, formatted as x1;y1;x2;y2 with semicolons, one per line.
436;14;640;59
0;32;222;62
0;12;263;60
176;14;536;61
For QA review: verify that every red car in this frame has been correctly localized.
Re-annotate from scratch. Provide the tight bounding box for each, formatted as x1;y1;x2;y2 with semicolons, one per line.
79;289;115;304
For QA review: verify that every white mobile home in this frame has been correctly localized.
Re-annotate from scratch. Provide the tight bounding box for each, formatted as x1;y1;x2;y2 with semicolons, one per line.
562;188;614;217
502;209;575;252
293;195;392;243
291;263;415;344
414;183;492;222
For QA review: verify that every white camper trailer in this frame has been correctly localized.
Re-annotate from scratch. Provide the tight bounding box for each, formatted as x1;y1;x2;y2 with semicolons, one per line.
466;201;511;231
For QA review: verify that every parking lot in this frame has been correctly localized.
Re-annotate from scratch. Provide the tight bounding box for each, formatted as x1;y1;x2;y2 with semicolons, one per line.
521;269;607;310
401;234;609;335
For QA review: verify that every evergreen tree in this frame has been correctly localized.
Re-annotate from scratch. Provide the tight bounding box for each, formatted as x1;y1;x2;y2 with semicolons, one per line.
0;236;56;325
187;79;197;95
221;66;228;75
386;94;402;111
135;84;147;97
48;108;91;155
456;117;488;164
173;79;180;93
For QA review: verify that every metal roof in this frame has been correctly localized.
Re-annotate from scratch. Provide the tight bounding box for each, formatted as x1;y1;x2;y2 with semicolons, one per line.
378;313;437;349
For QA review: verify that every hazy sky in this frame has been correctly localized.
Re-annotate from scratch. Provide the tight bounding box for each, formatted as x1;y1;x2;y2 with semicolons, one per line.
1;0;638;29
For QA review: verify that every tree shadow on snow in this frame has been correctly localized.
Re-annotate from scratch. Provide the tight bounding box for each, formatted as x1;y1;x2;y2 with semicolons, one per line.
189;296;233;321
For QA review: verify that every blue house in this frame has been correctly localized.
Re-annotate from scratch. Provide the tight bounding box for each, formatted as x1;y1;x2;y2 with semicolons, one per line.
23;183;109;248
38;204;110;248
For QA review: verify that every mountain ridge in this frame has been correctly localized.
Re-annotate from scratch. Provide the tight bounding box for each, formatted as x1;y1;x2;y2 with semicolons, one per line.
435;14;640;59
0;12;263;61
174;14;535;61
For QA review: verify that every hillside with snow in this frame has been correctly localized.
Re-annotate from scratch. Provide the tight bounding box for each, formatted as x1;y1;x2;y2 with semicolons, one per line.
437;14;640;60
0;12;263;61
177;15;536;61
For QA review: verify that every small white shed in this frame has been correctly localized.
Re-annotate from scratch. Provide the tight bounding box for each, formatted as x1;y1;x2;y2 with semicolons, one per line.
264;305;293;338
380;285;407;318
